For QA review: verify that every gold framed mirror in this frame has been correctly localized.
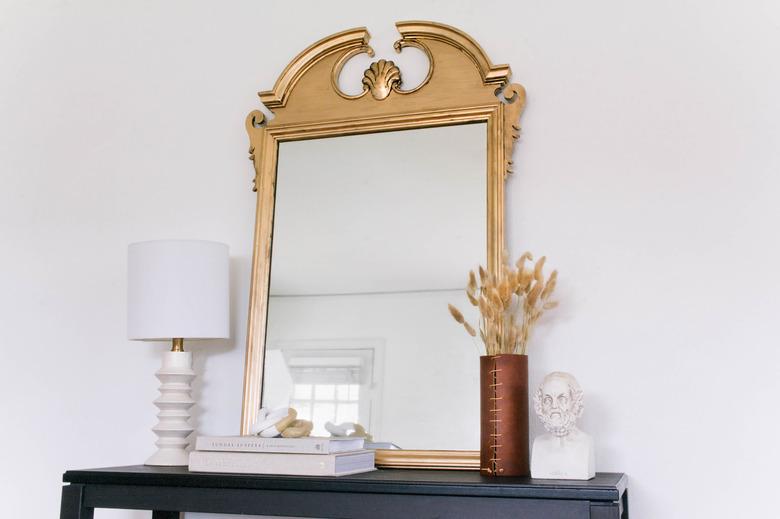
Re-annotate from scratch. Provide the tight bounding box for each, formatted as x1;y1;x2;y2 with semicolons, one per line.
241;20;525;469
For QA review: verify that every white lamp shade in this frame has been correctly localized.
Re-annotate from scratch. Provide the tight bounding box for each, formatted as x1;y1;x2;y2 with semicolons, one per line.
128;240;230;340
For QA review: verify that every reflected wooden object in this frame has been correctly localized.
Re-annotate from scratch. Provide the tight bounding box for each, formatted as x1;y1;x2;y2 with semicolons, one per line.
241;20;526;469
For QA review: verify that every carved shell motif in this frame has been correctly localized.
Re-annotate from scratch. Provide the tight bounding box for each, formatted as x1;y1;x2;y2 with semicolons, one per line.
362;59;402;100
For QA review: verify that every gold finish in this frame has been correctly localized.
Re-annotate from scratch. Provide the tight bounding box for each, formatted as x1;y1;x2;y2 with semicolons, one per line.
362;59;402;100
331;45;375;101
330;38;434;101
241;21;526;469
374;449;479;470
500;83;525;176
171;337;184;353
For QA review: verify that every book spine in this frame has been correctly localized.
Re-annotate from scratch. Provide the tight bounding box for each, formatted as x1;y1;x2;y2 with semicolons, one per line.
195;437;326;454
188;451;335;476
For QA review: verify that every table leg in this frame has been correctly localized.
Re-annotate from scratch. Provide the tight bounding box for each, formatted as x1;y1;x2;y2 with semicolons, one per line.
622;489;629;519
60;484;94;519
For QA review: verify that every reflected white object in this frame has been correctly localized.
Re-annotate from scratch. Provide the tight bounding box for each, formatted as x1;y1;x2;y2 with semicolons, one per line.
281;419;314;438
127;240;230;466
325;421;372;441
251;407;297;437
531;372;595;480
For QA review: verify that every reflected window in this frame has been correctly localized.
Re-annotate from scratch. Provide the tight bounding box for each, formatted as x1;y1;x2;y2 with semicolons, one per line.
292;383;361;436
264;342;381;438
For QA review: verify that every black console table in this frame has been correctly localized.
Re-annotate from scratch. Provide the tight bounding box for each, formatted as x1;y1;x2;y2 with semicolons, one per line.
61;465;628;519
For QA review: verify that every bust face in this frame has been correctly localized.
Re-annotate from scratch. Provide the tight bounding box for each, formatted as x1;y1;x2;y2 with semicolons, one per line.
534;372;583;437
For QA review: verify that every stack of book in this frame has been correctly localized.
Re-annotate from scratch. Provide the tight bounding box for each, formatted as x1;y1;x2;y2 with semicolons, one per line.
188;435;376;477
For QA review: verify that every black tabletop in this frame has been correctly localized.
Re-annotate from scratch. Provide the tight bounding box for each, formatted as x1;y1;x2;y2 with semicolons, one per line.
63;465;627;502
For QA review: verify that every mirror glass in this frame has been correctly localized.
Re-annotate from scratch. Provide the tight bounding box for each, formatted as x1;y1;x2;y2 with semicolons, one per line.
262;123;486;450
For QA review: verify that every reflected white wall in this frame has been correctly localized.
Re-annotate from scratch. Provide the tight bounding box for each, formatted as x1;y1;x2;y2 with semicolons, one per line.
271;124;487;296
266;290;480;450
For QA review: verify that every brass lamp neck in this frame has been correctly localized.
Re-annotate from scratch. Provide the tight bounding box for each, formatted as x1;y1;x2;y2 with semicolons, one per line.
171;338;184;352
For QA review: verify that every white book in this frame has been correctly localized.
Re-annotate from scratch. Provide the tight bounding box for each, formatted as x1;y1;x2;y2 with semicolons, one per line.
194;435;364;455
188;449;376;477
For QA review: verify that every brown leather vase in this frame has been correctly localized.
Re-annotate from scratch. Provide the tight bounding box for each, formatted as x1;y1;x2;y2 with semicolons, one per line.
480;354;529;476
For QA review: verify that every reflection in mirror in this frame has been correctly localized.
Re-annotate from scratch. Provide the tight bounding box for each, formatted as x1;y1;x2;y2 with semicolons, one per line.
263;124;486;450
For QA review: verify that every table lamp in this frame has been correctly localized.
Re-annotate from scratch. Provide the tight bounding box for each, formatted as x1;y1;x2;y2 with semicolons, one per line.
128;240;229;466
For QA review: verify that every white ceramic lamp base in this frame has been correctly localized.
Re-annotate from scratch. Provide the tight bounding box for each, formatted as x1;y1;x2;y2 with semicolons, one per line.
145;351;195;466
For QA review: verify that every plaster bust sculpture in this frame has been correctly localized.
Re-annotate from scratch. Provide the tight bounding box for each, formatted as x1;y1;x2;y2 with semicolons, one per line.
531;372;595;480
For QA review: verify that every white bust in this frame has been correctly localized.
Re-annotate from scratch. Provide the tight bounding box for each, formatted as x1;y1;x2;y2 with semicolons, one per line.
531;372;595;480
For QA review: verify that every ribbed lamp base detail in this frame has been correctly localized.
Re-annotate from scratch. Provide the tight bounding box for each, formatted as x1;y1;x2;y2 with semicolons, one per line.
145;351;195;466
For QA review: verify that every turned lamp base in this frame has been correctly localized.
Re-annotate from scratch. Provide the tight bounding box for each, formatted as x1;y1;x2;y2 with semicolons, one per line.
146;339;195;467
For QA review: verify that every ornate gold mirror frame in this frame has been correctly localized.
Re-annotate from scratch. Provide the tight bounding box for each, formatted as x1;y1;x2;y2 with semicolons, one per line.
241;20;526;469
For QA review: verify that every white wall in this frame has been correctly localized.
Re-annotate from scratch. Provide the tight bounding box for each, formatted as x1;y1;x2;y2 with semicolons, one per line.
1;1;778;518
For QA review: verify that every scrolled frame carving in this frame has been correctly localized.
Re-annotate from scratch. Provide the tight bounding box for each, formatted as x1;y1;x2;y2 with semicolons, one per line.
242;20;526;470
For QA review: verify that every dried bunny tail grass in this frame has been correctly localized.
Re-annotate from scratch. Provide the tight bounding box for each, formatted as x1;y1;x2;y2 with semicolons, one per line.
509;270;521;289
507;314;517;347
478;296;491;319
513;271;524;294
526;281;543;307
489;288;503;309
448;304;465;324
499;278;512;304
463;322;477;337
541;270;558;301
501;262;511;282
515;251;533;270
467;270;478;293
518;269;534;293
533;256;547;282
449;252;559;355
508;326;518;353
